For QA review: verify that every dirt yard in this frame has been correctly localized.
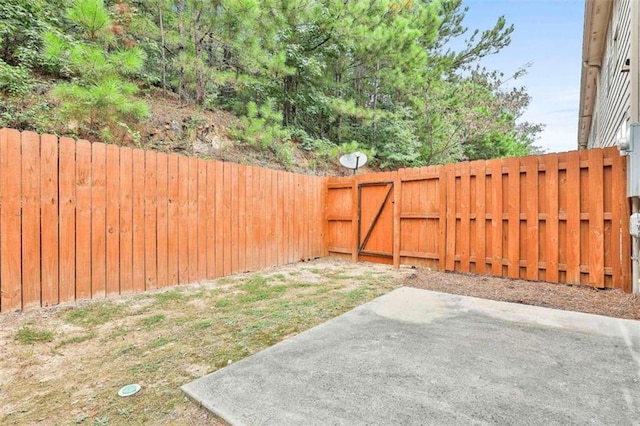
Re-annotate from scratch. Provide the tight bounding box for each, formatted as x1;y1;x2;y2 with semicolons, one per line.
2;259;639;425
0;260;401;426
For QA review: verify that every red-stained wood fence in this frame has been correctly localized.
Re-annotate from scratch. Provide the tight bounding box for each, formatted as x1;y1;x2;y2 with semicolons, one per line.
0;129;324;312
0;128;633;312
326;148;631;291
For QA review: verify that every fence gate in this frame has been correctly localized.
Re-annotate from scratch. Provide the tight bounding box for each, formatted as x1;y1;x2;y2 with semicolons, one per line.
358;181;394;264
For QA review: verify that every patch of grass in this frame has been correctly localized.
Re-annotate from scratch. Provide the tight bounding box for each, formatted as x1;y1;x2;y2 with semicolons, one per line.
16;326;54;344
116;344;136;356
93;416;109;426
323;271;354;280
238;276;287;303
153;290;185;303
147;337;171;348
139;314;165;329
106;326;129;340
214;298;233;308
71;414;88;424
57;331;97;347
344;288;367;301
270;273;286;281
194;320;213;329
65;303;126;327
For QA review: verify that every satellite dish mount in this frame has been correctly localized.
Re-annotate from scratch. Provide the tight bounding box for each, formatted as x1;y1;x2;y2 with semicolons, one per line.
339;151;368;175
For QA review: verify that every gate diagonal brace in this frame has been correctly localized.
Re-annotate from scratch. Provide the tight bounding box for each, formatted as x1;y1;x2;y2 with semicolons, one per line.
358;183;393;253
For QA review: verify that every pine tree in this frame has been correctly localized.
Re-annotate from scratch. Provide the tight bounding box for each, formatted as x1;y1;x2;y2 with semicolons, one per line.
44;0;148;142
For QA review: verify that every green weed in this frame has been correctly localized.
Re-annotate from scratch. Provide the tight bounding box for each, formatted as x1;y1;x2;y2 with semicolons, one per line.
57;332;97;347
16;326;54;344
65;303;126;327
139;314;165;329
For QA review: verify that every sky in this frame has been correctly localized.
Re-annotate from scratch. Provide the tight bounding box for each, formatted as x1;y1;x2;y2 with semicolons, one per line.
461;0;585;153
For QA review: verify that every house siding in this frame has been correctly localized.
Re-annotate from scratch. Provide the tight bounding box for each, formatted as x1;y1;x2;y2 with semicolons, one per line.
588;0;632;148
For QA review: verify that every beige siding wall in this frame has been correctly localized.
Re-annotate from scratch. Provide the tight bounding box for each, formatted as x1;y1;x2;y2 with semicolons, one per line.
589;0;632;148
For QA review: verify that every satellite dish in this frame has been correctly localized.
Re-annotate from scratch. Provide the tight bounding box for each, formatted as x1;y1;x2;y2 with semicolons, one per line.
339;152;368;175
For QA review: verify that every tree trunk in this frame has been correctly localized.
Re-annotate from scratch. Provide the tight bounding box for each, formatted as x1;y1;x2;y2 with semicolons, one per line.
177;0;186;105
283;74;297;126
158;4;167;98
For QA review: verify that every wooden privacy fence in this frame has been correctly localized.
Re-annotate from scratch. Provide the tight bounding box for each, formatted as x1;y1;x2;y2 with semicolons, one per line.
326;148;631;291
0;129;324;312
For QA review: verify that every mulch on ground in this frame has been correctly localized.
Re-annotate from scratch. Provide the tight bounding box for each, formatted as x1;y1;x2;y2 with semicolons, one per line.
402;268;640;320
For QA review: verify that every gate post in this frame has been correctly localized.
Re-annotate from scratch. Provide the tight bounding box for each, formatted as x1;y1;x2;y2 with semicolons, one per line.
393;170;401;269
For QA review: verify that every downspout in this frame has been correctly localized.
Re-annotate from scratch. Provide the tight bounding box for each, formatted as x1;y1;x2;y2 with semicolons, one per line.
631;0;640;294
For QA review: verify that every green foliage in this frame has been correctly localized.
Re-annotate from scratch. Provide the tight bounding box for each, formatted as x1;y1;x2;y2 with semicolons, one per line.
230;98;295;165
464;131;529;160
0;60;31;94
1;0;542;165
0;98;53;132
42;0;148;142
67;0;111;40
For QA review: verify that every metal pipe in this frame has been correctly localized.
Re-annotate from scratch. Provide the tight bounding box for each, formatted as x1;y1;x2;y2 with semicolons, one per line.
633;197;640;293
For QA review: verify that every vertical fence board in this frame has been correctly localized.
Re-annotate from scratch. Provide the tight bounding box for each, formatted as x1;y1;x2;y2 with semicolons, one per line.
270;170;278;263
40;134;59;306
524;156;539;280
277;171;285;266
59;137;77;302
167;155;179;286
187;157;198;282
619;154;631;292
264;170;274;266
119;148;133;294
197;159;208;280
206;161;216;277
214;161;224;276
238;165;247;272
565;151;581;284
393;170;402;268
588;149;605;286
131;149;145;293
244;166;254;271
437;171;447;271
156;153;168;288
444;164;456;271
231;163;240;274
544;154;559;283
75;140;92;300
0;129;22;311
91;142;107;298
288;173;295;264
475;162;486;274
105;145;120;295
144;151;158;290
21;132;41;309
254;169;267;269
222;162;232;275
489;159;503;275
506;157;520;279
611;151;625;289
459;165;470;272
177;156;189;284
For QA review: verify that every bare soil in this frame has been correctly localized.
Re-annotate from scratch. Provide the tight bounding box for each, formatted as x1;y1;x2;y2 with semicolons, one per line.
402;267;640;320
